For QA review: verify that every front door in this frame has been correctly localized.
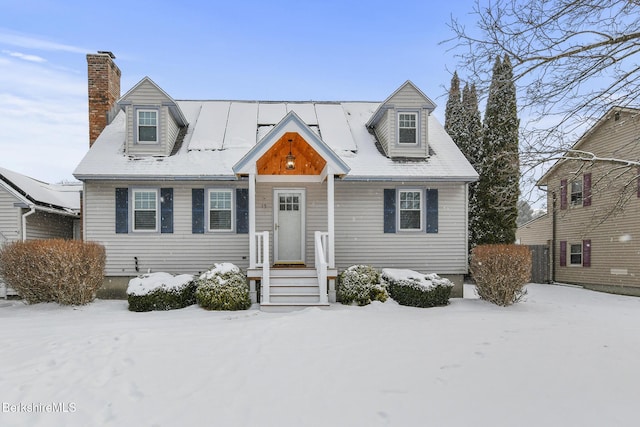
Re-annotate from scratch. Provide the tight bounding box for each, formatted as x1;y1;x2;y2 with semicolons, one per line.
274;189;305;264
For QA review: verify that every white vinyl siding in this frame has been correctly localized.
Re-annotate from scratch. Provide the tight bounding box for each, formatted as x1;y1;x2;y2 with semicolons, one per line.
84;181;249;277
208;189;233;231
0;187;21;243
335;181;468;274
133;189;158;232
123;80;181;156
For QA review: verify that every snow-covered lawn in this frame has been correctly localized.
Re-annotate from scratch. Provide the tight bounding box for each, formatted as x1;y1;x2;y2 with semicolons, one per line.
1;283;638;427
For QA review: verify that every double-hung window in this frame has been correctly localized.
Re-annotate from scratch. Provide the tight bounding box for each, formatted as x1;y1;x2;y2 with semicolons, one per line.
570;180;583;206
137;110;158;143
398;112;417;144
570;243;583;266
133;189;158;231
399;190;422;230
209;189;233;231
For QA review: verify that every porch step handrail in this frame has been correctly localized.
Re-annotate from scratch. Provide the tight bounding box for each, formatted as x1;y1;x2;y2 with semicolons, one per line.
315;231;329;304
255;231;270;303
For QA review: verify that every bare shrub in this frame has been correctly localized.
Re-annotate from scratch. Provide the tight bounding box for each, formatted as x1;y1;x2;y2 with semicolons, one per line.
470;244;531;306
0;239;106;305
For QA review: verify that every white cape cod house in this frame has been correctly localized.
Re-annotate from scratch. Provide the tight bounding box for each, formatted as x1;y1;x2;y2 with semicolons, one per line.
74;52;478;308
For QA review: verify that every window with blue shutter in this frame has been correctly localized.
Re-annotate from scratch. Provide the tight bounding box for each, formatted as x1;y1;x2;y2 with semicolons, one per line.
115;188;128;234
425;189;438;233
160;188;173;234
383;189;396;233
192;189;205;234
236;188;249;234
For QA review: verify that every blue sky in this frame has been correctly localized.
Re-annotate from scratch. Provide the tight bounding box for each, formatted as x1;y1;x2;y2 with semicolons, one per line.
0;0;474;183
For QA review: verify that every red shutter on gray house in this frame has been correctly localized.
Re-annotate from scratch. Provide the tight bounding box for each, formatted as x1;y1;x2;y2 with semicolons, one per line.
583;173;592;206
560;179;568;210
559;241;567;267
583;240;591;267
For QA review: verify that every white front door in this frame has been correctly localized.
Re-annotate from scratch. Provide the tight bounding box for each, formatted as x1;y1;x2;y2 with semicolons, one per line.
274;189;305;264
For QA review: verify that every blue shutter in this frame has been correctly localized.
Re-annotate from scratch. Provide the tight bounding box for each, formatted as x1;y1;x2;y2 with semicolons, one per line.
425;189;439;233
160;188;173;234
115;188;128;234
192;189;205;234
236;188;249;234
383;189;396;233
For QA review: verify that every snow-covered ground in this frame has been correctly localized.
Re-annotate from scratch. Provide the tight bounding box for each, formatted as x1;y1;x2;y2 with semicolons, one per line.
1;283;638;427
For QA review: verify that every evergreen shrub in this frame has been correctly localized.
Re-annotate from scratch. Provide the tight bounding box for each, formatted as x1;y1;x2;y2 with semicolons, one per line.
470;244;531;306
127;273;196;312
382;269;453;308
337;265;387;306
195;263;251;311
0;239;105;305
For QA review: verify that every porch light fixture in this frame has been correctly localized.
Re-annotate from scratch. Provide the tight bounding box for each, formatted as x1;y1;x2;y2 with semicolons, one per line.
285;138;296;170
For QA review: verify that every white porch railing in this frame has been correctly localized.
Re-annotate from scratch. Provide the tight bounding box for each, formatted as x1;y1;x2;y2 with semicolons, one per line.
255;231;270;304
315;231;329;304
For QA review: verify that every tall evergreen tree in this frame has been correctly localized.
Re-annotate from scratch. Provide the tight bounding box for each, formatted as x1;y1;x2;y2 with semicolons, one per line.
444;71;465;144
476;55;520;244
461;83;483;250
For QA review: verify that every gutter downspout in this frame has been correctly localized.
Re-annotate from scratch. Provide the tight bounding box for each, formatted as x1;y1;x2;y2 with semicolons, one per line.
551;192;557;283
22;205;36;242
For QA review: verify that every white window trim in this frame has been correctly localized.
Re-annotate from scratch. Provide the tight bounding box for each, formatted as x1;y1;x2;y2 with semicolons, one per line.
136;108;159;144
207;188;234;232
132;188;159;233
398;188;423;231
397;111;419;146
570;179;583;206
569;243;583;266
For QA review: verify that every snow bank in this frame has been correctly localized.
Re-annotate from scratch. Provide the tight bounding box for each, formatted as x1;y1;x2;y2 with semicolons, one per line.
126;272;194;296
381;268;453;290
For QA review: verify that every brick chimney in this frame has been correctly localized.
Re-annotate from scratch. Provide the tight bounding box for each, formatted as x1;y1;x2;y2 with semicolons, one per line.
87;51;121;146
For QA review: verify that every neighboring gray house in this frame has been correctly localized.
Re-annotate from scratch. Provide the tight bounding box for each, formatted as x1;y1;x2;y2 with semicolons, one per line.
0;166;81;297
74;52;478;309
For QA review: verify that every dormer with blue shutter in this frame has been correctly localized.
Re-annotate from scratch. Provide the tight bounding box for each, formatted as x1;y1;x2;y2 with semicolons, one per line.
117;77;188;157
366;81;436;159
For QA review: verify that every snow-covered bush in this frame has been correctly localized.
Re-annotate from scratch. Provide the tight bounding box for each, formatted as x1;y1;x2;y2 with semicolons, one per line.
0;239;105;305
382;269;453;308
127;272;196;312
470;244;531;306
195;263;251;311
337;265;387;306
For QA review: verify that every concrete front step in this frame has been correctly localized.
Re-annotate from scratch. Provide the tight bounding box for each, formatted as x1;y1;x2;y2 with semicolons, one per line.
269;293;321;303
270;284;320;294
260;302;330;313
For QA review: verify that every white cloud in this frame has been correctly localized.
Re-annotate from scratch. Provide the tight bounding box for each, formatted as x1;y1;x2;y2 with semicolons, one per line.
0;28;87;54
2;49;46;63
0;54;88;184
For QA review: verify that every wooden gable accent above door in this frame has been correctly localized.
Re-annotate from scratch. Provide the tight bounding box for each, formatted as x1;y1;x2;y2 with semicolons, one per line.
256;132;327;175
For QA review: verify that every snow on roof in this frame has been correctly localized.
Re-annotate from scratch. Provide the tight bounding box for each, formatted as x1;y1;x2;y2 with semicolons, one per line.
74;98;478;182
0;166;81;212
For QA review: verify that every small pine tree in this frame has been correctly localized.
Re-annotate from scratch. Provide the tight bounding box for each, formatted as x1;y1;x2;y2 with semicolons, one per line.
476;55;520;245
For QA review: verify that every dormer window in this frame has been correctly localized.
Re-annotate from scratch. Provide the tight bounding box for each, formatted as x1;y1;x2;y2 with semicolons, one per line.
137;110;158;143
398;112;417;144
